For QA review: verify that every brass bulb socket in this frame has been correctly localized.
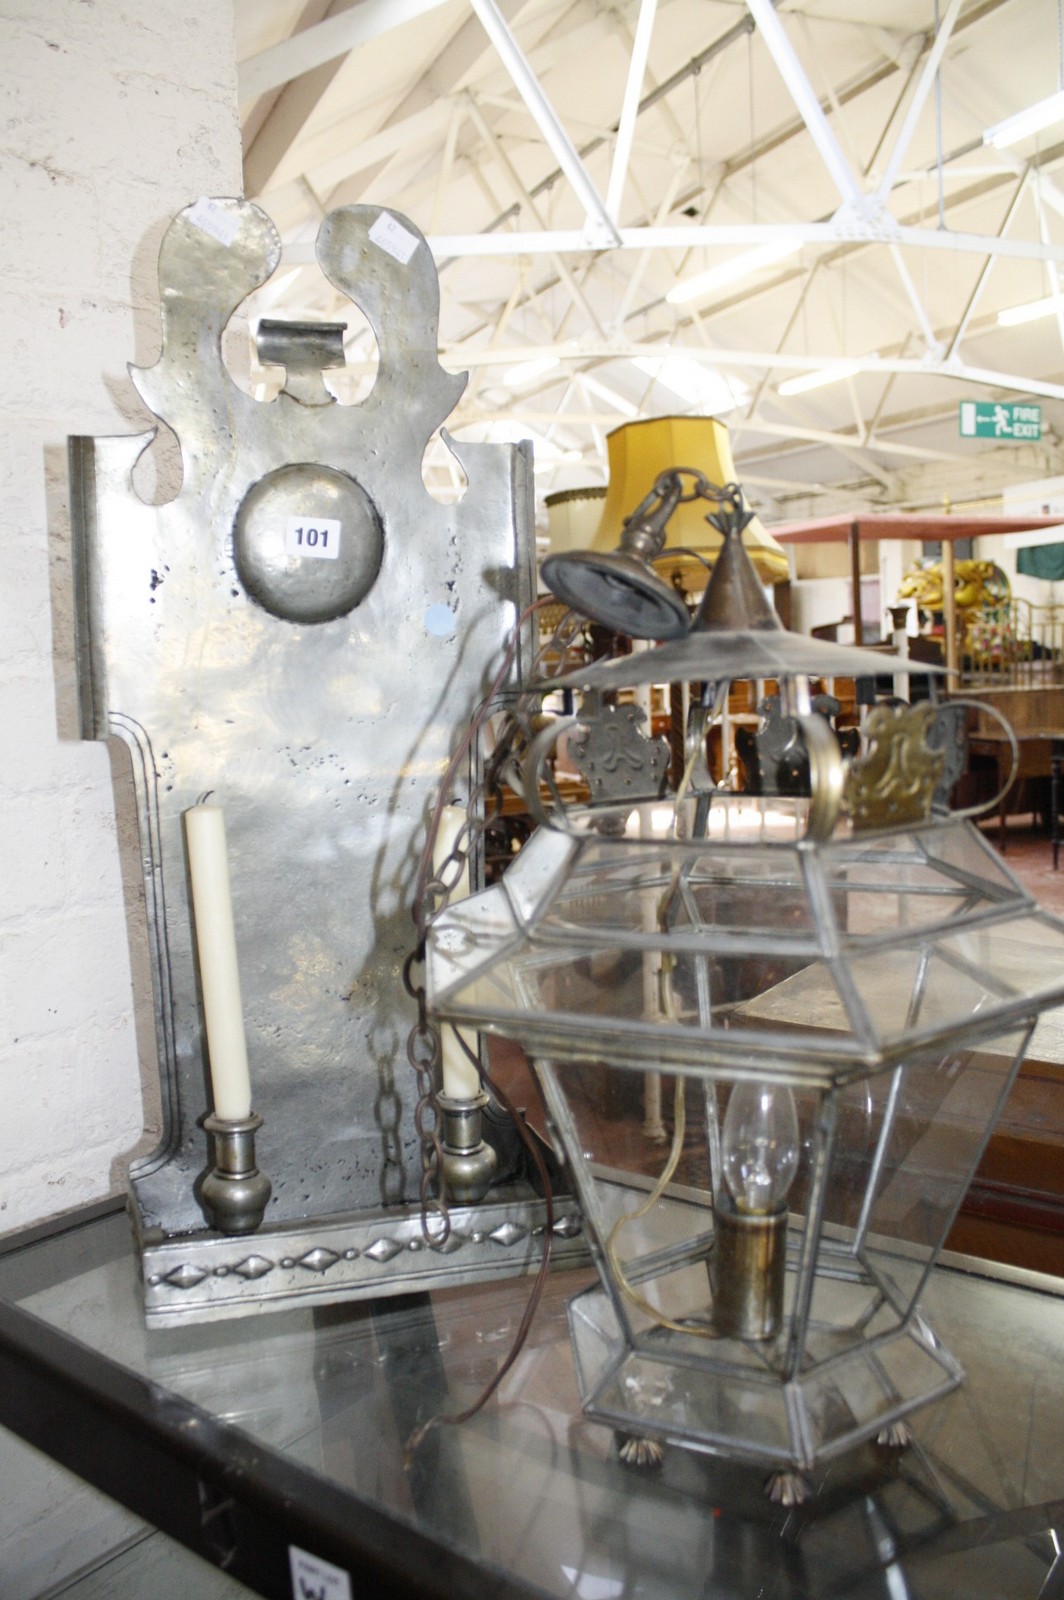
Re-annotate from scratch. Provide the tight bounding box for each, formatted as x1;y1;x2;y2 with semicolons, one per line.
710;1198;788;1341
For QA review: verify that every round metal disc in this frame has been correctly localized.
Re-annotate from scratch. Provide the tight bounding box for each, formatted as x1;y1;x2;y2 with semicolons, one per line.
234;461;383;624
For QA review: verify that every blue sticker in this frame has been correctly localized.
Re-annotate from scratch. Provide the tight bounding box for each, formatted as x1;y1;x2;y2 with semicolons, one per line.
424;603;456;637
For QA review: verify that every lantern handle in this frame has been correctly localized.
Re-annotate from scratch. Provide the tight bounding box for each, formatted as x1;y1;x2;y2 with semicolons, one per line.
521;715;587;835
798;710;847;843
938;698;1020;822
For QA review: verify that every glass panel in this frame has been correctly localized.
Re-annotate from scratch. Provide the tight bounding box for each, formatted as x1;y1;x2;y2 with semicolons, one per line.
826;839;1013;943
856;1030;1028;1259
935;914;1064;1007
539;837;818;945
873;1324;961;1404
846;923;1064;1048
446;943;863;1074
919;817;1026;896
590;1349;795;1459
820;822;1026;950
797;1328;959;1455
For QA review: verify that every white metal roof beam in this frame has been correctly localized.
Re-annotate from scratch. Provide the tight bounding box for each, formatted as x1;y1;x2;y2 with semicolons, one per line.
255;3;620;208
241;0;337;155
945;171;1029;361
888;243;940;355
463;92;609;338
468;0;620;246
238;0;455;100
870;0;964;210
1031;179;1064;362
452;408;965;467
433;342;1064;403
744;0;866;216
323;0;536;209
609;163;694;332
243;0;373;195
735;259;824;432
604;0;658;223
262;101;454;208
289;222;1064;262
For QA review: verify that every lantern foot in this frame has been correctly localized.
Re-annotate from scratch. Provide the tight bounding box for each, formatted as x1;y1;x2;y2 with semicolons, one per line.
201;1113;272;1235
876;1420;913;1451
617;1432;665;1469
764;1468;810;1506
438;1092;498;1205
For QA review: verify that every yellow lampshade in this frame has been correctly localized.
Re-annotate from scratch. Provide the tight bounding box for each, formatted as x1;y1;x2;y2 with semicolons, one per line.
589;416;789;588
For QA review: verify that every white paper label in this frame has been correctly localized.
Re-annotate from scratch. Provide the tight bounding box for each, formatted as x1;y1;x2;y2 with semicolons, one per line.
368;211;419;265
285;517;341;560
186;197;241;248
289;1545;352;1600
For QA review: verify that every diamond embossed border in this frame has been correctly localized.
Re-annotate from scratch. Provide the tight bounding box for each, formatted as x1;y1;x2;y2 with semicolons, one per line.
140;1198;584;1327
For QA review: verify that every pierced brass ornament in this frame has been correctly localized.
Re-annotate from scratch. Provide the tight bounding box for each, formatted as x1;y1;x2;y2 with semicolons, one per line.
844;703;946;832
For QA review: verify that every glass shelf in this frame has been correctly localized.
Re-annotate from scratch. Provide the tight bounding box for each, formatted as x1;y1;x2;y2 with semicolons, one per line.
2;1196;1064;1598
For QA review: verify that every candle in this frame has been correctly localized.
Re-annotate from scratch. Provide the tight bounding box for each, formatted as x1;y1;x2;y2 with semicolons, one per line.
184;801;253;1121
433;804;480;1100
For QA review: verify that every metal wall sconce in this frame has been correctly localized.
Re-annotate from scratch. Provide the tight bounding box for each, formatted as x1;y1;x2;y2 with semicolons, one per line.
70;197;584;1325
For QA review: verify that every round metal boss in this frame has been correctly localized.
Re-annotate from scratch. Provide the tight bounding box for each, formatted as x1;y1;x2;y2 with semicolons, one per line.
233;462;383;623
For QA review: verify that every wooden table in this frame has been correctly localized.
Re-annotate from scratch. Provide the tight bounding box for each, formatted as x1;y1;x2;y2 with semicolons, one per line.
967;728;1064;863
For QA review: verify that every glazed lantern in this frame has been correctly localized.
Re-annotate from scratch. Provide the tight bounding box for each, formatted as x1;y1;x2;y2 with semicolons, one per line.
426;480;1064;1498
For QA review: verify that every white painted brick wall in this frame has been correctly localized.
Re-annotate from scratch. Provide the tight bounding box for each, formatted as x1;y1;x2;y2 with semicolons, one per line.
0;0;242;1238
1;4;243;1590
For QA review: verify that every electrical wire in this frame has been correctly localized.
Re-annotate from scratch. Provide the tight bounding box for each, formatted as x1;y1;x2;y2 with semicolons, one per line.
403;1029;555;1462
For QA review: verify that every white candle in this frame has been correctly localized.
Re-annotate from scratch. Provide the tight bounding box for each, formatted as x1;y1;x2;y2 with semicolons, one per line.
434;804;480;1100
184;802;253;1121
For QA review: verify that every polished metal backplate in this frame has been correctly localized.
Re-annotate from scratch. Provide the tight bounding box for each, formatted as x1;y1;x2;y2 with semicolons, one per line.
70;197;575;1324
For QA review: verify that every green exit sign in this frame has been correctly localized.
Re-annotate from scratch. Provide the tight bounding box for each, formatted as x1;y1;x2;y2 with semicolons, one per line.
959;400;1042;439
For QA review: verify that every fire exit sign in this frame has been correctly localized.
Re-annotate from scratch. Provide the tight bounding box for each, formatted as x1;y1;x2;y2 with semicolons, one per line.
959;400;1042;439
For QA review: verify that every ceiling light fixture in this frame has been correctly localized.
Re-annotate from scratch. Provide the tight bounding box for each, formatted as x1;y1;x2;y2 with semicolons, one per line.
996;293;1063;326
983;88;1064;149
501;354;562;388
777;361;861;397
666;239;802;305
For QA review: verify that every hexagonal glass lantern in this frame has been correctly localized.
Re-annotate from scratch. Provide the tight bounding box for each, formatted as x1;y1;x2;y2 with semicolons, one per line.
425;497;1064;1494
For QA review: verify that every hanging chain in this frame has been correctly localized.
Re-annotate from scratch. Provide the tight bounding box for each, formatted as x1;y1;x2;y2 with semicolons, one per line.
403;599;576;1250
398;597;587;1457
404;797;488;1247
402;942;450;1248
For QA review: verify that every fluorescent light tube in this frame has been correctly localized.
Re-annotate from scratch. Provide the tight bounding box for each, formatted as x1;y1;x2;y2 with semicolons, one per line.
777;361;861;396
997;294;1062;326
984;89;1064;149
666;239;802;305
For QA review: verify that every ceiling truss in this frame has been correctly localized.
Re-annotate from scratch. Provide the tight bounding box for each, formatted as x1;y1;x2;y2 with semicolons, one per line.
236;0;1064;517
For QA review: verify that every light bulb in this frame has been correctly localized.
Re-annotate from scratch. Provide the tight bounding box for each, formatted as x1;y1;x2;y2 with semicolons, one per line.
721;1082;800;1215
